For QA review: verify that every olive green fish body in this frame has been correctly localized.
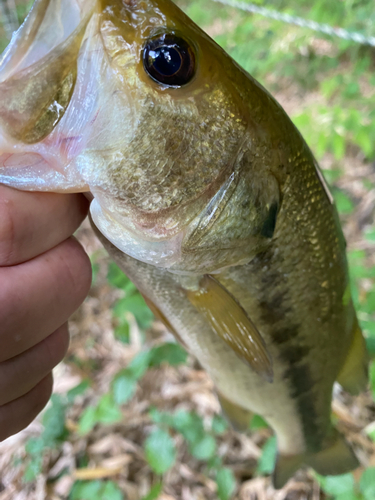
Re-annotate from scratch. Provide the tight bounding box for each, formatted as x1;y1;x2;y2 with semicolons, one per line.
93;131;355;452
94;229;313;457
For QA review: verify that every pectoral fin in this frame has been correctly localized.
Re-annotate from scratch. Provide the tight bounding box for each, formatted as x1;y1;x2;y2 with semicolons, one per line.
186;275;273;382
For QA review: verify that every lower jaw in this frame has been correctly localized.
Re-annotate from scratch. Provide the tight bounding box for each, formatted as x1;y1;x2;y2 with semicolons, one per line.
90;198;185;268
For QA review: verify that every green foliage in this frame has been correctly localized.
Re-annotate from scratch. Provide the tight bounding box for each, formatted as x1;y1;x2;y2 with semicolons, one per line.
141;483;163;500
149;343;188;367
107;262;136;292
315;469;375;500
108;263;153;343
77;343;188;437
332;189;355;215
256;436;277;475
0;0;33;50
250;414;269;431
211;414;229;435
317;473;356;497
315;473;363;500
365;228;375;243
360;468;375;500
150;408;210;450
16;0;34;23
190;433;217;460
67;380;91;402
70;480;124;500
114;294;154;331
369;362;375;406
113;322;130;344
78;406;99;435
78;393;122;435
145;429;177;474
347;248;375;352
216;467;236;500
24;390;88;482
112;370;137;405
89;251;102;285
148;407;234;491
112;350;152;406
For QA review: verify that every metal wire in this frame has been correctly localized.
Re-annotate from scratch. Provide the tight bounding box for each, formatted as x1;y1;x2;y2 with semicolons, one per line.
212;0;375;47
1;0;374;48
0;0;19;39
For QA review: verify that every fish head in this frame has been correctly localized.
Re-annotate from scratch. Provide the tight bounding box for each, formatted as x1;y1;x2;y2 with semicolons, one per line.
91;0;250;257
0;0;291;273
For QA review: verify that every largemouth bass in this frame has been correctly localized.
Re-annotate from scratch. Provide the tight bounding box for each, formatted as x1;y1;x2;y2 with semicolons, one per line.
0;0;369;487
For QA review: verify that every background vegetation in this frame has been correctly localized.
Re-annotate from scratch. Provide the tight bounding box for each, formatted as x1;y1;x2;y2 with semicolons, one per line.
0;0;374;499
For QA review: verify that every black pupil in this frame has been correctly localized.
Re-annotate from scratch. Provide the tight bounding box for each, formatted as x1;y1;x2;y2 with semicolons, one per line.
149;46;182;77
143;34;195;87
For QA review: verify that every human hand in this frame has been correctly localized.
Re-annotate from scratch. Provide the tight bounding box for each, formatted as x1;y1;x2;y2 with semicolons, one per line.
0;186;92;441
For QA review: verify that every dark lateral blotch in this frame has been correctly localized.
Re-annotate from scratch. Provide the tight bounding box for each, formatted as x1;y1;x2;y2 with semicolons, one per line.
272;325;300;345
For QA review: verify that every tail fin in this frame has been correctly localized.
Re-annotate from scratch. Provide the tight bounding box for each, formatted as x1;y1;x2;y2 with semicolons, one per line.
273;454;304;489
272;430;359;489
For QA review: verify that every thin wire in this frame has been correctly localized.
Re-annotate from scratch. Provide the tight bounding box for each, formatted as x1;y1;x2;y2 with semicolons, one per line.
1;0;374;48
212;0;375;47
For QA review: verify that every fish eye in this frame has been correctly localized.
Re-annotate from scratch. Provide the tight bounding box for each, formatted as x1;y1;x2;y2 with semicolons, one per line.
143;34;196;87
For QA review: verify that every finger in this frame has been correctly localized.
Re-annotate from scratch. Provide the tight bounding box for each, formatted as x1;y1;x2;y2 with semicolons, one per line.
0;237;91;362
0;185;89;266
0;373;53;442
0;324;69;406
